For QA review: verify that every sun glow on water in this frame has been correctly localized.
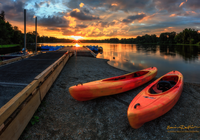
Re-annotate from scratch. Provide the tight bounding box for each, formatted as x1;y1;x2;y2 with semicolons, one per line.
75;43;80;47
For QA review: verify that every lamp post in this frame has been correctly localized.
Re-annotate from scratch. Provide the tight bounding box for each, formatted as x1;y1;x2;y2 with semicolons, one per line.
35;16;37;53
24;9;26;55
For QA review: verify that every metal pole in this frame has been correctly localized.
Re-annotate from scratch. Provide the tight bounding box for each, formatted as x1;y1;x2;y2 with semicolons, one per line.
35;17;37;53
24;9;26;55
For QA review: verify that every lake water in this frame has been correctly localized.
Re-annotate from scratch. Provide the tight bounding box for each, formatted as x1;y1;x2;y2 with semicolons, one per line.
29;43;200;83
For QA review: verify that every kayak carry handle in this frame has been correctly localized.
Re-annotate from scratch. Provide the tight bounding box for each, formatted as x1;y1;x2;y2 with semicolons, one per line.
134;103;140;109
76;83;83;86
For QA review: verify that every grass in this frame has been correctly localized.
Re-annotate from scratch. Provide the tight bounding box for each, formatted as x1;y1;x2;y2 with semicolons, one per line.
0;44;20;48
30;116;39;125
175;43;200;46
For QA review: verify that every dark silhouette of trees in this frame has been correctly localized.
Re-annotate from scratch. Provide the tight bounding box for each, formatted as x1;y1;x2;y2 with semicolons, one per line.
0;18;14;44
159;32;176;44
174;28;199;44
0;11;5;21
109;38;119;43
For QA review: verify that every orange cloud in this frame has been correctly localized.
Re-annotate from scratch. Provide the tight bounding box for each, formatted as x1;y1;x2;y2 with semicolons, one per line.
73;8;80;12
79;3;84;8
179;2;185;7
186;11;197;14
140;13;156;22
64;15;76;28
170;14;176;17
111;3;118;6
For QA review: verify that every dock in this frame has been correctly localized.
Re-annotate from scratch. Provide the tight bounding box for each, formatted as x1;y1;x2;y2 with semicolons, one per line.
0;46;95;139
60;46;97;57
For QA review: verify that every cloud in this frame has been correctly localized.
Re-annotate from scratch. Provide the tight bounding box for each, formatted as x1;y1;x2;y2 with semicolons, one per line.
82;8;90;14
62;29;82;36
179;2;185;7
39;16;70;27
34;2;40;9
185;0;200;10
76;24;88;28
69;9;100;20
154;0;183;12
79;3;84;8
1;1;36;23
2;1;24;13
47;27;61;31
170;14;177;17
122;14;146;23
1;0;200;39
34;2;46;9
170;11;197;17
67;0;155;13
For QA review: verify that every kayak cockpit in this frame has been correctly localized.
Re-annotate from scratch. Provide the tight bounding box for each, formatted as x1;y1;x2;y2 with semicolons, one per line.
103;71;149;81
149;75;179;94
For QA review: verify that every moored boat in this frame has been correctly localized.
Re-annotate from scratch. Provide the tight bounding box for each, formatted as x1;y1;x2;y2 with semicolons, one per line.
127;71;183;129
69;67;157;101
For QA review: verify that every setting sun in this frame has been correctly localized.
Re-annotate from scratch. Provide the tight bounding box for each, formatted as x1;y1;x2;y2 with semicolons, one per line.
71;36;83;40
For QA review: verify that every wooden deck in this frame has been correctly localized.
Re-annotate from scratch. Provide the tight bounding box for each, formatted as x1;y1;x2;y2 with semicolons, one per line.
59;46;97;57
0;46;95;140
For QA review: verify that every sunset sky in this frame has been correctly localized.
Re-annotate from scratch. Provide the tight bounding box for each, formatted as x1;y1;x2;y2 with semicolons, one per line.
1;0;200;39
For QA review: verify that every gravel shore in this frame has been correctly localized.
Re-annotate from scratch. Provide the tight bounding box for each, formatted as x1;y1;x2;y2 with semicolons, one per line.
19;56;200;140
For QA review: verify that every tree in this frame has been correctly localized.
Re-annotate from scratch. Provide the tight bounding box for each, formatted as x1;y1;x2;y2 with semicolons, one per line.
0;11;5;21
175;28;199;44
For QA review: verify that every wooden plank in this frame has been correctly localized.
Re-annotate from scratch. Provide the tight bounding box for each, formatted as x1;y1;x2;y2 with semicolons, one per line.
0;90;41;140
39;53;70;100
0;80;39;125
63;53;69;64
39;59;64;100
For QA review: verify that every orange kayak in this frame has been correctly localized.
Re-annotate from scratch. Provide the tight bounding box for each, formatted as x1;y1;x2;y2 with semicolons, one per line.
69;67;157;101
127;71;183;129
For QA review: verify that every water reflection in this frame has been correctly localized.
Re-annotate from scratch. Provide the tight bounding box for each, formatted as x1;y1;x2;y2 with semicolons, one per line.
96;44;200;83
174;45;200;61
136;44;157;54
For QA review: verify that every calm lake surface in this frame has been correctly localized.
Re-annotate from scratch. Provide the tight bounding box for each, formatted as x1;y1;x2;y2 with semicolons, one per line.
33;43;200;83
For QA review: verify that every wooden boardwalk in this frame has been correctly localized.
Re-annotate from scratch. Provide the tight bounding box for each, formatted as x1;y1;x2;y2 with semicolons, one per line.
59;46;96;57
0;46;95;139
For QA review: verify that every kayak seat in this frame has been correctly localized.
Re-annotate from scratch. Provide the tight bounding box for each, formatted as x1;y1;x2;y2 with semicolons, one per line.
134;73;139;77
157;81;172;92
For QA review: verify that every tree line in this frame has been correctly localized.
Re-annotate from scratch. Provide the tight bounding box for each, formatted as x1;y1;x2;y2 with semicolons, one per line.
0;10;200;45
81;29;200;45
